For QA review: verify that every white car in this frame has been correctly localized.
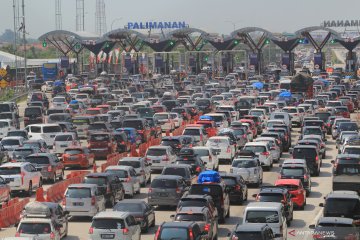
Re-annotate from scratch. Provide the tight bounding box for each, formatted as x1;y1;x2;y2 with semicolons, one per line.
1;136;25;156
217;105;239;121
169;112;183;128
16;217;66;239
192;146;219;171
231;157;263;187
75;93;90;106
0;162;42;196
145;146;177;171
89;211;141;240
118;157;152;187
105;165;141;198
53;132;80;155
52;96;68;109
248;108;266;122
254;137;281;162
282;107;303;127
205;136;235;164
25;124;63;147
0;119;16;140
243;142;273;170
153;112;176;132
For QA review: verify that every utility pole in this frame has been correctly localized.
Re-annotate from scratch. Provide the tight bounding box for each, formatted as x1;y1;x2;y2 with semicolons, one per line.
13;0;18;83
22;0;27;89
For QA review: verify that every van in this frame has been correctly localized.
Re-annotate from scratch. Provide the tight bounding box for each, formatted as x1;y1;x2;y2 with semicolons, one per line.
24;107;44;127
145;146;176;171
270;112;291;128
243;202;287;239
72;116;95;139
25;124;63;148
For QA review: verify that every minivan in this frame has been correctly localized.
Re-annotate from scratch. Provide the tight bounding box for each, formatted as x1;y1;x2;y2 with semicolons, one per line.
291;145;320;176
24;107;44;127
145;146;176;171
25;124;63;147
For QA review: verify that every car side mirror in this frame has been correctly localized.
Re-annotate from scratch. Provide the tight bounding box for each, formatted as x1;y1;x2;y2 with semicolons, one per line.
289;148;293;154
330;160;335;164
309;224;315;229
319;203;324;207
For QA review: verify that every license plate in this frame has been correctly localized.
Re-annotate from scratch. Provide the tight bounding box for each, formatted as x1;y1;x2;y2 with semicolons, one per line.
101;234;115;239
159;193;168;197
153;160;160;163
69;156;78;160
6;178;14;182
73;202;84;206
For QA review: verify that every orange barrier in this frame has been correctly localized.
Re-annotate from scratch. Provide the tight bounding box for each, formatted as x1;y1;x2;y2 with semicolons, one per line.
35;187;46;202
172;126;185;136
0;197;30;228
101;153;127;172
138;143;148;157
206;128;217;137
130;144;139;157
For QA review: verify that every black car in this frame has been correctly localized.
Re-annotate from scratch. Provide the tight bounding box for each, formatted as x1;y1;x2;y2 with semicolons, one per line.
228;223;275;240
161;164;195;186
279;163;311;195
113;199;155;233
24;106;44;126
220;172;248;205
155;221;207;240
292;145;321;176
309;217;359;240
177;194;218;219
331;154;360;193
175;148;206;175
83;173;124;207
113;132;130;153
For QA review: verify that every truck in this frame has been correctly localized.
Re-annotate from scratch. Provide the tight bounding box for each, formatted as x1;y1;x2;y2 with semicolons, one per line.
290;73;314;99
41;63;58;81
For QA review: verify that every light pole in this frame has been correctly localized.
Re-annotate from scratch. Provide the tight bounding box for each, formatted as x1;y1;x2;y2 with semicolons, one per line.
111;18;123;30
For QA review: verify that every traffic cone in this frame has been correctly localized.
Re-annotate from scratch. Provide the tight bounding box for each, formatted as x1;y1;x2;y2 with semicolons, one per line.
35;187;46;202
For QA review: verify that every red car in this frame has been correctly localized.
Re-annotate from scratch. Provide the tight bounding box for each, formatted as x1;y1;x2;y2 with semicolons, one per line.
239;119;257;137
275;179;306;210
88;132;117;159
62;147;95;169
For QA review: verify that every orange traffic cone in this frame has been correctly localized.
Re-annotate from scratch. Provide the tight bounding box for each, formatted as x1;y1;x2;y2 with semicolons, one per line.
35;187;46;202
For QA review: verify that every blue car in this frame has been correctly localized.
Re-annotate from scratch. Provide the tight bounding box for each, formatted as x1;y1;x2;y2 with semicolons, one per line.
115;128;142;146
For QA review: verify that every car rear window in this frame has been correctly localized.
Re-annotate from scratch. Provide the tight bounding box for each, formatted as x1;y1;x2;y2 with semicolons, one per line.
90;134;109;141
0;167;21;175
1;139;20;145
113;203;144;212
55;135;73;141
25;156;50;165
151;179;177;188
189;185;222;197
160;228;189;240
122;121;143;130
161;139;181;147
303;128;322;135
25;108;41;115
246;210;279;223
293;148;317;159
175;214;205;221
105;169;128;178
222;177;236;186
92;218;125;229
183;129;200;136
162;167;186;177
243;145;266;153
281;167;304;176
66;188;91;198
64;149;83;155
315;112;331;122
18;222;51;234
147;148;167;156
232;159;257;168
83;177;107;186
43;126;62;133
118;161;140;168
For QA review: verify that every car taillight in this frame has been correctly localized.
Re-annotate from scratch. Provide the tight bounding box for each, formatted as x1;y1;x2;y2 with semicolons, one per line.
315;156;319;162
50;232;56;240
145;157;151;161
261;151;270;156
125;177;131;183
176;187;182;194
231;235;239;240
148;187;152;193
62;198;66;206
91;196;96;205
189;229;194;240
107;185;111;193
327;123;330;127
47;165;52;172
227;146;231;153
208;155;212;162
155;226;161;240
204;223;210;232
20;172;25;185
88;227;94;234
163;156;169;161
24;117;29;121
123;228;129;235
15;232;20;237
200;135;203;142
235;185;241;191
220;197;224;207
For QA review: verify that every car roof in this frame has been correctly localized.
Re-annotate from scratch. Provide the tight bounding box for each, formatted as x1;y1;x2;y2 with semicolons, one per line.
234;223;270;232
0;162;30;167
105;165;133;171
120;157;143;161
327;191;360;199
93;211;131;219
246;202;283;209
164;164;192;169
318;217;354;225
68;183;97;189
245;142;268;146
259;187;288;194
161;221;196;228
153;175;183;180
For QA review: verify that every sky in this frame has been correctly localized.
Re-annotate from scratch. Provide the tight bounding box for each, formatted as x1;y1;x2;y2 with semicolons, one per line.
0;0;360;39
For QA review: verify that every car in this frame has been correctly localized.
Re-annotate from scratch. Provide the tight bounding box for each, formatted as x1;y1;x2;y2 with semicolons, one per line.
113;131;131;153
154;221;207;240
88;132;117;159
253;186;294;225
113;200;155;233
220;172;248;205
6;130;28;140
279;160;312;196
282;106;303;127
83;173;125;207
148;175;188;207
62;147;95;169
23;139;48;153
0;120;16;140
228;223;275;240
302;134;327;158
231;154;263;187
25;124;63;147
319;191;360;220
121;118;151;143
243;202;288;239
0;162;42;196
104;165;140;198
275;179;307;210
331;154;360;192
175;148;207;175
15;217;66;239
243;142;273;170
205;136;235;164
145;146;177;171
332;118;351;139
63;183;106;218
0;176;11;205
24;153;64;183
254;137;281;162
1;136;25;155
309;217;359;240
161;164;196;186
192;146;219;171
172;206;218;240
23;107;44;127
291;145;321;176
47;113;72;124
10;148;36;162
118;157;151;187
160;136;193;154
53;132;79;156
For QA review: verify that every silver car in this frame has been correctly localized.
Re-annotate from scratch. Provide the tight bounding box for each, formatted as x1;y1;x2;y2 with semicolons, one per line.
118;157;152;187
63;184;105;217
89;211;141;240
105;165;141;198
231;157;263;187
145;146;176;171
254;137;281;162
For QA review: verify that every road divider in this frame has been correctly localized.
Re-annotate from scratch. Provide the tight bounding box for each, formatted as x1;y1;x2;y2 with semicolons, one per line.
0;197;30;228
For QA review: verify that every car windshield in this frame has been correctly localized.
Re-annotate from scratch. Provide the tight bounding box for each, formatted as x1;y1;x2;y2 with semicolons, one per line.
92;218;125;229
147;149;167;156
18;223;51;234
25;156;50;165
243;146;266;153
163;168;186;177
113;203;144;212
105;169;128;178
258;193;284;202
343;148;360;155
160;228;189;240
43;126;62;133
151;179;177;188
0;167;21;175
1;139;20;145
232;159;257;168
175;214;205;221
83;177;106;186
246;211;279;223
281;167;304;176
336;164;360;175
66;188;91;198
118;161;140;168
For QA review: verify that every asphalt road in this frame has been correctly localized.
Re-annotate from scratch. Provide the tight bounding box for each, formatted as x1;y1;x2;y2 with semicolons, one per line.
0;96;356;240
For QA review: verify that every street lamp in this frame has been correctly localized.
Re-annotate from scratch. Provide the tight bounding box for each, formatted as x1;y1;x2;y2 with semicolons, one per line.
111;17;123;30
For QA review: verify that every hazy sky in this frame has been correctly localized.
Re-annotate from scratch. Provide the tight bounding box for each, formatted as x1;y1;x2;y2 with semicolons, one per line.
1;0;360;39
